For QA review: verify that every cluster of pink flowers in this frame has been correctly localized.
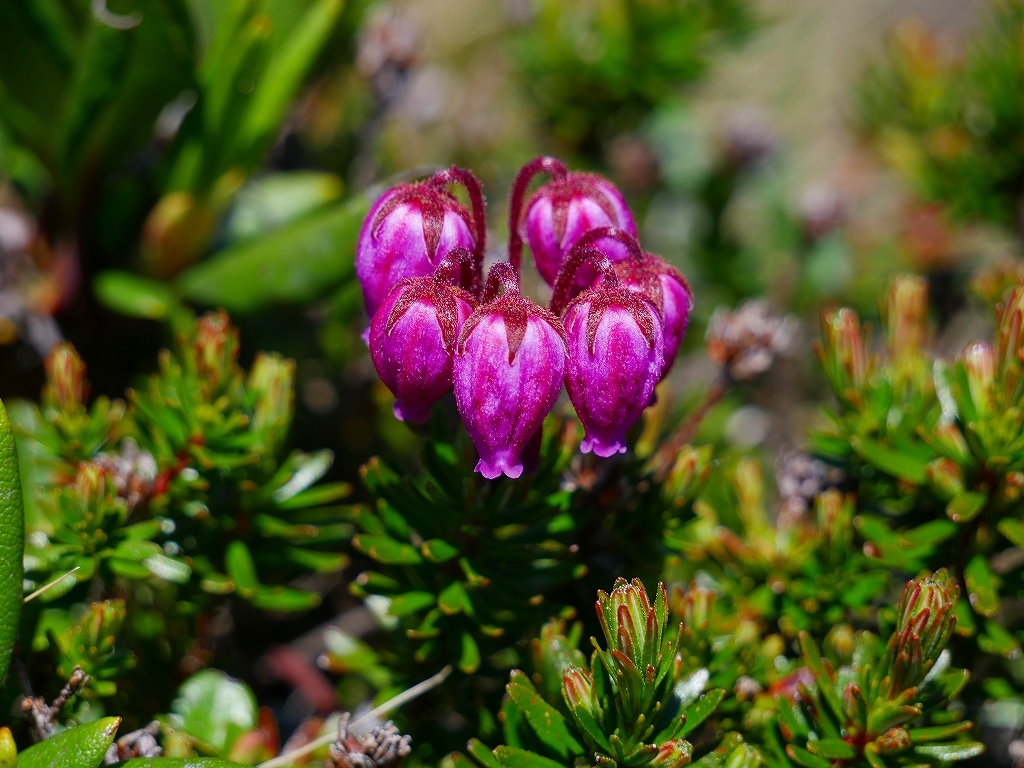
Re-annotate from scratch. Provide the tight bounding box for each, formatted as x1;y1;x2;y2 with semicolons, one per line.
357;157;693;480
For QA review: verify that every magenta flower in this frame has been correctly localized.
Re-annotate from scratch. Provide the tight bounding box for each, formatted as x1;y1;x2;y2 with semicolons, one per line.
356;169;486;317
579;228;693;378
369;250;477;423
554;246;663;457
454;263;567;479
506;157;637;289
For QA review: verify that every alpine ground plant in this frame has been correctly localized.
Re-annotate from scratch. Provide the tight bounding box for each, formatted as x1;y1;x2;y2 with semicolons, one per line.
11;310;354;712
811;272;1024;696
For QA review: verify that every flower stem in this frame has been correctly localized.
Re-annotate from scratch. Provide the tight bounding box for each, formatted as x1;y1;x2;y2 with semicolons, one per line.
651;375;729;478
549;246;618;316
507;156;568;273
430;167;487;296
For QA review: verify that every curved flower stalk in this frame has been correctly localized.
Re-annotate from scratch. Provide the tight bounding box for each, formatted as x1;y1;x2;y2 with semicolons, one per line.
516;163;637;287
356;167;486;316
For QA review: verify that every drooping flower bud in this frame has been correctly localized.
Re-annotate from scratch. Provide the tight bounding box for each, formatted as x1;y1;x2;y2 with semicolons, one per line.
554;246;663;457
507;157;637;288
582;227;693;377
369;249;477;423
453;263;566;479
356;168;485;317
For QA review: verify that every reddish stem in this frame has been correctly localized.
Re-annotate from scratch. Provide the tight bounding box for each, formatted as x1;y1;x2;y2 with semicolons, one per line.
549;245;618;316
429;167;487;296
434;246;476;292
483;262;521;303
507;156;569;273
573;226;644;262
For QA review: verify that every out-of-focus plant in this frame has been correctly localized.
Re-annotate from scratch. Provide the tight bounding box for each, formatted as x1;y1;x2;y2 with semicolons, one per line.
514;0;754;161
677;461;889;642
859;2;1024;229
0;0;375;338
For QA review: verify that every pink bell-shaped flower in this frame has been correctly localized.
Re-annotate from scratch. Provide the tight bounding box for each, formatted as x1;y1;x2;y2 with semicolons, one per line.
356;168;485;317
369;249;477;423
581;227;693;378
552;246;663;457
507;157;637;289
454;263;567;479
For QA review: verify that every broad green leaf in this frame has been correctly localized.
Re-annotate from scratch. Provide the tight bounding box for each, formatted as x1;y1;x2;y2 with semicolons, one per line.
978;619;1021;657
284;547;348;573
839;571;888;607
224;541;259;594
225;171;343;242
907;722;973;742
506;671;583;758
270;451;337;504
237;0;344;154
144;553;192;584
354;534;423;565
0;399;22;685
806;738;856;760
677;689;726;739
493;746;567;768
177;197;368;312
421;538;460;563
851;437;927;485
172;670;258;756
93;271;184;320
17;717;120;768
964;554;999;617
903;519;957;547
913;742;985;760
